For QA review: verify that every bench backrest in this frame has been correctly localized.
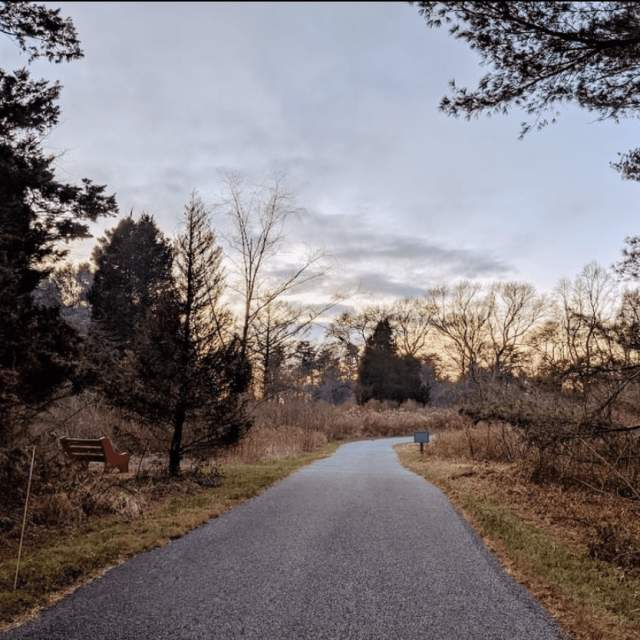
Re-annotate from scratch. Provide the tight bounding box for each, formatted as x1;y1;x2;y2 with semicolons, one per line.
60;436;108;463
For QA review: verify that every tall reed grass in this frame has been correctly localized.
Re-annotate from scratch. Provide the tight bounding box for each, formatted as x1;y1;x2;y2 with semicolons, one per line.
225;397;466;463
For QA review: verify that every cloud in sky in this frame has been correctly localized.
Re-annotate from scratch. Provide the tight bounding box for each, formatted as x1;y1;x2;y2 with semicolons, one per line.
2;1;639;304
272;209;513;303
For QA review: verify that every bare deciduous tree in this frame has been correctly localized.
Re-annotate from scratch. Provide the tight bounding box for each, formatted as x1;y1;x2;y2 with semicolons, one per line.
326;305;388;348
325;305;389;381
486;282;546;377
556;262;619;380
390;297;433;359
616;289;640;363
252;299;336;397
427;282;494;379
223;175;322;360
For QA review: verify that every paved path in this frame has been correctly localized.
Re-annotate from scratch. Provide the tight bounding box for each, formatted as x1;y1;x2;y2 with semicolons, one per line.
5;438;562;640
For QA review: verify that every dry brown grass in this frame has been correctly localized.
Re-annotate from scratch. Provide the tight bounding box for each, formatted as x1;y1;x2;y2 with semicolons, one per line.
219;426;328;464
24;392;466;469
30;393;168;455
3;394;462;547
398;446;640;640
430;417;640;500
220;397;465;464
251;396;464;442
0;445;337;629
458;380;640;498
3;395;461;552
429;422;527;462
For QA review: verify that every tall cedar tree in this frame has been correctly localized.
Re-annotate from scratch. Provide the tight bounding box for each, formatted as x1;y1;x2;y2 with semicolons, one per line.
357;319;429;405
0;2;116;445
416;3;640;180
121;195;250;475
89;214;173;346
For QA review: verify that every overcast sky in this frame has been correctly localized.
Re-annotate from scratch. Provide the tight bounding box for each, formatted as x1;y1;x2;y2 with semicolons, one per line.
6;2;640;308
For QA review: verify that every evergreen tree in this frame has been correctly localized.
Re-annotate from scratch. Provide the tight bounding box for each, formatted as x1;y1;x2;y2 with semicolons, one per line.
89;214;173;346
293;340;317;386
357;319;429;405
116;195;250;475
313;344;353;405
35;262;94;333
417;3;640;180
0;3;116;445
357;319;397;404
396;355;430;405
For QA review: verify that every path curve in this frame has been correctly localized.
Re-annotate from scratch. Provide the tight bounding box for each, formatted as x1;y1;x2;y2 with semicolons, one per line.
4;438;562;640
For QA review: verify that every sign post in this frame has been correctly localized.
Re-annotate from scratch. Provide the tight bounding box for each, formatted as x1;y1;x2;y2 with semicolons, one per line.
414;431;430;454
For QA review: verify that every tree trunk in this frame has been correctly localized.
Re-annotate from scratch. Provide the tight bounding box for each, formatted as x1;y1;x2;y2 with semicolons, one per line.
240;299;251;360
262;320;271;398
169;403;186;476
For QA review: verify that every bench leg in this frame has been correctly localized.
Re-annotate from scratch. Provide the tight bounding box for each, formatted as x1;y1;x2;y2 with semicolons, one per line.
116;454;129;473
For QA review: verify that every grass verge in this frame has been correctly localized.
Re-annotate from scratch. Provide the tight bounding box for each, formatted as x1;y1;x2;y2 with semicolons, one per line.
0;444;337;629
396;445;640;640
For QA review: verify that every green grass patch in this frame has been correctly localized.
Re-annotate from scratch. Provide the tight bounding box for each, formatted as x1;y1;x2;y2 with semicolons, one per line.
0;445;337;628
396;446;640;640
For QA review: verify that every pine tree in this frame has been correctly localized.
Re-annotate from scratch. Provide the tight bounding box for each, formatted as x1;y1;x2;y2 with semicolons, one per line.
357;319;397;404
0;3;116;445
357;319;429;405
417;3;640;180
118;195;250;475
89;214;173;346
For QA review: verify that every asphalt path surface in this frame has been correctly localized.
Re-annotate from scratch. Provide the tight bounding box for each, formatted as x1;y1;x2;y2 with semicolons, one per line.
4;438;563;640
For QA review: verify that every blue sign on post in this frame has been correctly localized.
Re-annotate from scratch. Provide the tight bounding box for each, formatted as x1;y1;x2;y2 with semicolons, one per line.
414;431;430;453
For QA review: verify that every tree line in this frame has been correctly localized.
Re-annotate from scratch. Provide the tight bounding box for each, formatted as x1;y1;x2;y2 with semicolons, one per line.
5;1;640;483
323;264;640;396
0;4;322;474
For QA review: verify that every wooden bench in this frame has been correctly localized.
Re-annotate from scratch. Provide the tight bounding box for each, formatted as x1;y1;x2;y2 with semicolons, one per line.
59;436;130;473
